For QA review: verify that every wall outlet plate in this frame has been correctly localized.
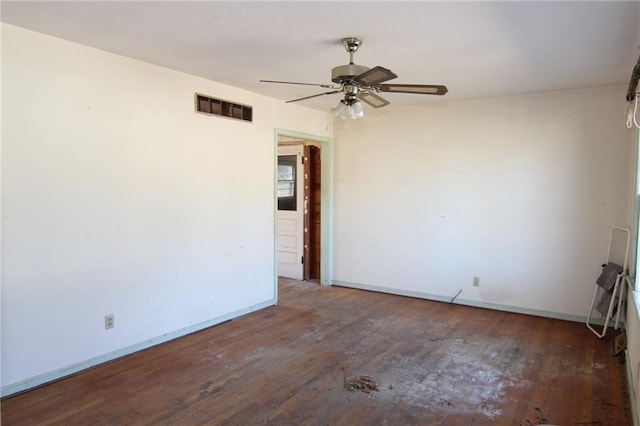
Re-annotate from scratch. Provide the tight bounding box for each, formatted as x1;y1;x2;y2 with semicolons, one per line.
473;276;480;287
105;314;114;330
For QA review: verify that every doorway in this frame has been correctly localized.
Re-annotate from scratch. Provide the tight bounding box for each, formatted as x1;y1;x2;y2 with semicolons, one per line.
277;137;322;282
277;145;304;280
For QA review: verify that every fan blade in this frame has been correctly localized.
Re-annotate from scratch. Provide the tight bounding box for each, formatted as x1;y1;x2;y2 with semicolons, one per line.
378;84;448;95
260;80;339;89
359;91;390;108
354;66;397;86
286;90;342;103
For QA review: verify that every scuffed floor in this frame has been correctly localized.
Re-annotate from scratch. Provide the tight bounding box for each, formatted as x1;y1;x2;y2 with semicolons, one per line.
1;278;631;425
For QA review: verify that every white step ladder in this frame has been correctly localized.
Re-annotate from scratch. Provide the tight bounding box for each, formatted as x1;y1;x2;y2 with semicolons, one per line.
586;227;630;338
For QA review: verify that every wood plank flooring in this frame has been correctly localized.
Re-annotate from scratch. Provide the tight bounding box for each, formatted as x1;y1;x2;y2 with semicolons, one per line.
2;278;632;425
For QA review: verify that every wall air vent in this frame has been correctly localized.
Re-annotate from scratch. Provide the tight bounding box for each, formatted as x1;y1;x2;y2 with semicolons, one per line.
195;93;252;122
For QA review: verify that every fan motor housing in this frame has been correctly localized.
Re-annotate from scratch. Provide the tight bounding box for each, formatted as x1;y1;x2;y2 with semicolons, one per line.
331;64;370;83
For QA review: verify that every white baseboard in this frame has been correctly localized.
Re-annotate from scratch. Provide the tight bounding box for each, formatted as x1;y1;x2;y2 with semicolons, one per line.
1;298;276;398
332;279;591;323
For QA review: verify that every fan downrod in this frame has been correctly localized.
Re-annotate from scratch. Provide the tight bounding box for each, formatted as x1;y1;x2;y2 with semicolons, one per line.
332;37;368;83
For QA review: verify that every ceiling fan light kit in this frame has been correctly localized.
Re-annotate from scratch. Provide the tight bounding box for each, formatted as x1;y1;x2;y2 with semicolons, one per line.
333;99;365;120
260;37;448;119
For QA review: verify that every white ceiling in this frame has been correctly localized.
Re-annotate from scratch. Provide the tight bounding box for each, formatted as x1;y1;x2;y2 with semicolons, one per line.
2;1;640;112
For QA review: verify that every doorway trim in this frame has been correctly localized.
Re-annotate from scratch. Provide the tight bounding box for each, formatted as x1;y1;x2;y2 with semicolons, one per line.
274;129;333;297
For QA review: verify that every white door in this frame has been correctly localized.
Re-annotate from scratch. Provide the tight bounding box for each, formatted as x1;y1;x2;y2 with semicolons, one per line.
277;145;304;279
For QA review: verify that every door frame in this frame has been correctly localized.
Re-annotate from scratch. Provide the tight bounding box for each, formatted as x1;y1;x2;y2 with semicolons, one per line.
274;129;333;297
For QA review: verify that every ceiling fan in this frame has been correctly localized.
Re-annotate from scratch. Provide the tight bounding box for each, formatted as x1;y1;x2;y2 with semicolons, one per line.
260;37;448;119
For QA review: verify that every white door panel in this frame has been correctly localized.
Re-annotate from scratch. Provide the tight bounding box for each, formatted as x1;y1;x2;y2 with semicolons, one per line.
277;234;297;250
277;217;297;233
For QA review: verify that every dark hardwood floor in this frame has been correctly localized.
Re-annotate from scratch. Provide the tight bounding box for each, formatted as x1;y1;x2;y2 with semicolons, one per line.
2;278;632;425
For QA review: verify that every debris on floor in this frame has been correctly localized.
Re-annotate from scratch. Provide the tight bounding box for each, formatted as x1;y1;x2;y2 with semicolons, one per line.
345;375;379;393
613;332;626;356
342;367;379;393
438;398;455;408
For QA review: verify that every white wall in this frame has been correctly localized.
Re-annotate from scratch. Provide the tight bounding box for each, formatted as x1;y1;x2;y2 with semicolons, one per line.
0;24;332;394
333;86;634;318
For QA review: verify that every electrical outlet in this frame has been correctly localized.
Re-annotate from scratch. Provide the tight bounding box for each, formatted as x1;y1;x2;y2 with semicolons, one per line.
105;314;114;330
473;276;480;287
